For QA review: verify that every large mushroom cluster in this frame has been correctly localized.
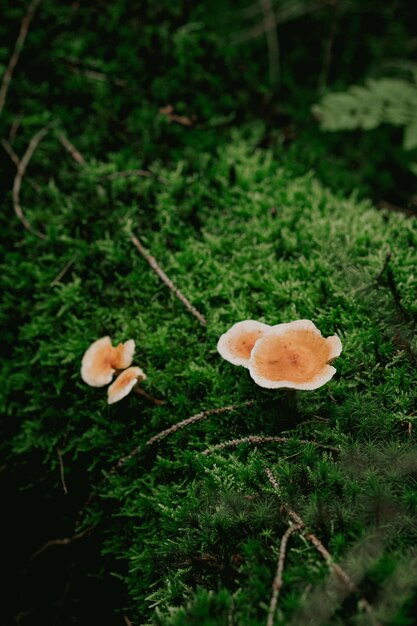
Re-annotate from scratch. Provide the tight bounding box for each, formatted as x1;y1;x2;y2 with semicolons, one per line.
81;336;146;404
217;319;342;390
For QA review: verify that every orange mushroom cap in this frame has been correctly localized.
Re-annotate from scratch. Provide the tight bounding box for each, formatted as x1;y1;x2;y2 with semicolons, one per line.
81;336;135;387
107;366;146;404
248;320;342;390
217;320;271;368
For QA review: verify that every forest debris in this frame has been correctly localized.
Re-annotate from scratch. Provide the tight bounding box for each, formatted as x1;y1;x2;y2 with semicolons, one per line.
265;468;379;623
130;234;207;326
202;435;340;455
57;132;86;165
159;104;196;126
145;401;254;447
12;125;49;239
56;447;68;495
0;0;41;116
266;523;302;626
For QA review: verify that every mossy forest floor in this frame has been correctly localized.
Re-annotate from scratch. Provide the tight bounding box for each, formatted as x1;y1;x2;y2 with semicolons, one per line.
1;2;417;625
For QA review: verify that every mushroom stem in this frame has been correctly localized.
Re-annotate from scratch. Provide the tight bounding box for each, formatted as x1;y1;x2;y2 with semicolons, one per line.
133;385;164;406
284;388;298;411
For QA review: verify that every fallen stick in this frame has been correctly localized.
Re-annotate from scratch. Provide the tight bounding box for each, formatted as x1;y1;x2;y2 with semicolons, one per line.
57;132;86;165
56;447;68;495
202;435;340;456
131;234;207;326
266;523;302;626
0;0;41;115
12;125;49;239
146;401;254;447
114;401;254;470
264;468;379;623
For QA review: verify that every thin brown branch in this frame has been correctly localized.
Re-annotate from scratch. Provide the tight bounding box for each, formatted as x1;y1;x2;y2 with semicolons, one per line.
267;524;303;626
146;401;254;447
1;138;20;166
8;115;22;143
108;169;152;180
318;0;340;91
114;401;254;470
202;435;340;456
133;385;165;406
57;132;86;165
12;125;49;239
50;257;76;286
25;525;93;571
130;234;207;326
123;617;133;626
260;0;280;88
56;447;68;495
0;0;41;115
265;468;379;623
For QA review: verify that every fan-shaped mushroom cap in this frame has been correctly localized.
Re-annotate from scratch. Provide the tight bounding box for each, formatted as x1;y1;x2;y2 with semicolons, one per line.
107;366;146;404
217;320;271;368
81;336;136;387
249;320;342;390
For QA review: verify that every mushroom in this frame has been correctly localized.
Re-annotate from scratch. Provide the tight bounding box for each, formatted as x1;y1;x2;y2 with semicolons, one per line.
248;320;342;390
81;336;135;387
217;320;271;368
107;366;147;404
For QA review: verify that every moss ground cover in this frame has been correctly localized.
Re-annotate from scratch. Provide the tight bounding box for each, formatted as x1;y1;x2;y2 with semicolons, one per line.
1;1;417;625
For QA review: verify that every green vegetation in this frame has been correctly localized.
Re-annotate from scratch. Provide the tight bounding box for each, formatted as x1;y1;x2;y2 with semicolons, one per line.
1;1;417;625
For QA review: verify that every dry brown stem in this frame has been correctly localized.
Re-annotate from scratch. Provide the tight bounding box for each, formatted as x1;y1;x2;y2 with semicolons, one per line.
0;0;41;115
57;132;86;165
265;467;379;623
266;523;302;626
133;385;165;406
202;435;340;456
50;257;76;286
131;234;207;326
146;401;254;447
56;447;68;495
25;525;93;571
12;125;49;239
1;138;20;166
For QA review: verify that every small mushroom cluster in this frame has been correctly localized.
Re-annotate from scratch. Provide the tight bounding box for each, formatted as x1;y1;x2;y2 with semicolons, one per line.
81;336;146;404
217;319;342;390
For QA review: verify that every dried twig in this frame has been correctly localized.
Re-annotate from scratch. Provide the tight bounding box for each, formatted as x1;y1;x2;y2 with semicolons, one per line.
159;104;196;126
267;524;302;626
130;234;207;326
146;401;254;447
114;401;254;470
318;0;340;91
202;435;340;456
108;168;152;179
50;257;76;286
57;132;86;165
133;385;164;406
259;0;280;88
0;0;41;116
1;138;20;166
56;447;68;495
25;525;93;570
265;468;378;622
12;125;49;239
